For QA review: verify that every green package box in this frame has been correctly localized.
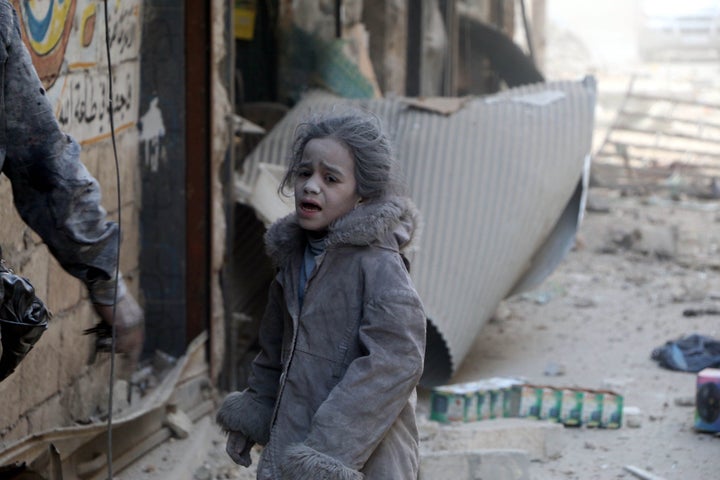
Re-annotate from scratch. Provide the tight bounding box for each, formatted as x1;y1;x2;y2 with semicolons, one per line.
583;390;603;428
561;389;584;427
600;390;623;428
539;387;563;422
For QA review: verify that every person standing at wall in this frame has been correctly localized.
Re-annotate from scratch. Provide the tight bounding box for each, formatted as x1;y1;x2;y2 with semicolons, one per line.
0;0;143;376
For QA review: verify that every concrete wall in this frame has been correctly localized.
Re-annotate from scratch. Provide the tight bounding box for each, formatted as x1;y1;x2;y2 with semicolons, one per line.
0;0;142;444
211;0;232;383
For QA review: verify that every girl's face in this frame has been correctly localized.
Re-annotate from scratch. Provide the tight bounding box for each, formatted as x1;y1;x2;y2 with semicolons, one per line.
294;137;361;232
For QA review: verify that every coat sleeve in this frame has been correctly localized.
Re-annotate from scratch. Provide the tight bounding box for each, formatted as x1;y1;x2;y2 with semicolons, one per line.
292;255;426;472
0;2;123;305
216;278;285;445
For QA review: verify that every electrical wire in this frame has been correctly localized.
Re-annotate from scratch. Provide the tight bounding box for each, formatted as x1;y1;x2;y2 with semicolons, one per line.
102;0;122;478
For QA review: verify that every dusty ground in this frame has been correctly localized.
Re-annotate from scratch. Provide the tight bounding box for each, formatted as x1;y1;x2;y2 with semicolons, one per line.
450;187;720;479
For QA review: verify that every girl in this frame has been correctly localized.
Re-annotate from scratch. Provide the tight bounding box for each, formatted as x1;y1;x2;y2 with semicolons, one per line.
217;110;426;479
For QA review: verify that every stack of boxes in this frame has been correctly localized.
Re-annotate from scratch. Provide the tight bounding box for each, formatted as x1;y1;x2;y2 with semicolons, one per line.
430;378;624;428
429;378;523;423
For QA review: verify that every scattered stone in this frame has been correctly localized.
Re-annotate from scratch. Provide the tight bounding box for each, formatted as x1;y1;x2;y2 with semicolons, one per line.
674;396;695;407
153;350;178;373
624;406;643;428
420;449;531;480
165;407;193;439
672;276;710;303
635;225;678;260
609;227;641;250
544;361;566;377
491;301;513;323
602;377;632;391
573;296;597;308
193;463;212;480
112;380;130;414
418;418;565;462
586;194;611;213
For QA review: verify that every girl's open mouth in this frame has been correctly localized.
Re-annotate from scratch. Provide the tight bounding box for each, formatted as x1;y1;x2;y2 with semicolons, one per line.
300;202;321;212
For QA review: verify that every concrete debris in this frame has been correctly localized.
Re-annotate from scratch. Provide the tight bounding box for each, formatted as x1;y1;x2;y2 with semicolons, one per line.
193;463;213;480
419;449;531;480
418;418;565;462
674;396;695;407
623;406;643;428
543;361;566;377
624;465;667;480
165;407;194;439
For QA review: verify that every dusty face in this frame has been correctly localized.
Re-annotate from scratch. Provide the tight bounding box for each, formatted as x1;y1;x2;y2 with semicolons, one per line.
294;137;361;232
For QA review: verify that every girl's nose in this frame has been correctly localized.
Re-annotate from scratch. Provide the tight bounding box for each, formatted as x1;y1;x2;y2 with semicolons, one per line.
304;177;320;194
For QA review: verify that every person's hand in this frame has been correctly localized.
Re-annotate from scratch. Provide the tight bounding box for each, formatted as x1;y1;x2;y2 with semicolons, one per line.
93;292;144;363
226;431;253;467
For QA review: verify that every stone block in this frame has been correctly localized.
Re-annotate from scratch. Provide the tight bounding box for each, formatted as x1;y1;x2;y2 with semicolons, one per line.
419;418;565;462
1;416;30;444
0;368;22;431
165;407;193;439
24;392;71;433
47;254;85;313
420;450;530;480
635;224;678;260
91;134;140;216
56;303;96;388
0;186;29;259
119;207;140;275
17;316;62;408
16;245;49;303
61;362;113;421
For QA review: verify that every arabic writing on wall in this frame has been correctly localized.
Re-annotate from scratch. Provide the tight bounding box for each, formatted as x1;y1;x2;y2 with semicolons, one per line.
13;0;141;144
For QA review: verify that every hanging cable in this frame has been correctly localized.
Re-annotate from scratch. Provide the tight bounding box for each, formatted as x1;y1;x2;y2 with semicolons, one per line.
518;0;536;63
101;0;122;478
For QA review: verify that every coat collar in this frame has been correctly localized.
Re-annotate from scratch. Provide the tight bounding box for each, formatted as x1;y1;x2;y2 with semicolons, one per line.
264;196;420;268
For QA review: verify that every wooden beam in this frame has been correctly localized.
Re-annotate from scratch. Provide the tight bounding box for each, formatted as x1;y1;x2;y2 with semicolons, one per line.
185;0;212;345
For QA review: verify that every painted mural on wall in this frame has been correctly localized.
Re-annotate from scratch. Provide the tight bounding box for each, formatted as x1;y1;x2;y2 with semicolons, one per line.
11;0;141;145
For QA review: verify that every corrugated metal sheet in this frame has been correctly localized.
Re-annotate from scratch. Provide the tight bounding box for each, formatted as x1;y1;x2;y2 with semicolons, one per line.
235;77;597;386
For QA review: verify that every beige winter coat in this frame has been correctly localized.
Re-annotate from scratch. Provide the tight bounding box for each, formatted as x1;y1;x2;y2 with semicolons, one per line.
218;196;426;479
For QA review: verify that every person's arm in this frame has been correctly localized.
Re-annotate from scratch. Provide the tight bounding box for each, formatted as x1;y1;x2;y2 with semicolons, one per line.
0;1;142;355
216;278;285;447
282;257;426;475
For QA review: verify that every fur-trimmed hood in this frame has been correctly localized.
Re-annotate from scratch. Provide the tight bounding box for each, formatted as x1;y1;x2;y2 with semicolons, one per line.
264;195;421;268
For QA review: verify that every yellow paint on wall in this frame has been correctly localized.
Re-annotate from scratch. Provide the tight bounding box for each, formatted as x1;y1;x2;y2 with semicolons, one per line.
27;0;74;55
79;122;136;146
234;0;257;40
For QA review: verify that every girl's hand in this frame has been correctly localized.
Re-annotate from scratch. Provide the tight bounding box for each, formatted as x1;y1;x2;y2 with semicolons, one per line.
226;431;254;466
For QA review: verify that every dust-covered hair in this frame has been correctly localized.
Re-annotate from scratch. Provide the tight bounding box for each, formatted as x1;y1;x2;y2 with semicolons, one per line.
279;108;404;200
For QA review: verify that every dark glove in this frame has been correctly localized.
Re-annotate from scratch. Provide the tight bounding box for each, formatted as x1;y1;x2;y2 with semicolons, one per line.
226;431;254;467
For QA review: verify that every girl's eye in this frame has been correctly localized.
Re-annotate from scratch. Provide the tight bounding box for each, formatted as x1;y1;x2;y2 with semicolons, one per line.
326;175;337;183
298;170;311;178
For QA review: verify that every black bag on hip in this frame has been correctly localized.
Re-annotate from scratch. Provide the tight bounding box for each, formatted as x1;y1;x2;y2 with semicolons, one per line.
0;260;51;382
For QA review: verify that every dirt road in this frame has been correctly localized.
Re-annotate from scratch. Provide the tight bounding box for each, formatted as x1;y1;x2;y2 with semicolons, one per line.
452;187;720;479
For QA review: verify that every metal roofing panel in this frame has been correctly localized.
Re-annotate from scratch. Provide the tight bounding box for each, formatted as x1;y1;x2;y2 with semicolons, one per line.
236;77;597;386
